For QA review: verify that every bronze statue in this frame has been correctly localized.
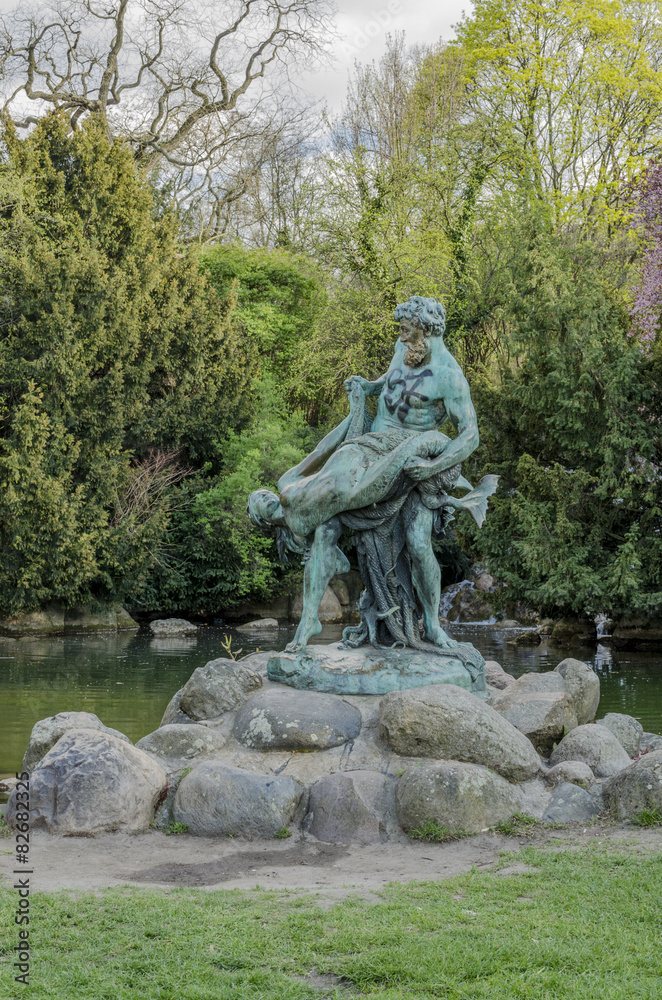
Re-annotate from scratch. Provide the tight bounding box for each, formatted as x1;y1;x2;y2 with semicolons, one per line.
248;296;497;669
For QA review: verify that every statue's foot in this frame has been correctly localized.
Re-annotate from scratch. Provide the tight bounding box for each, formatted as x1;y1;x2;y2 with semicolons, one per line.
424;624;458;650
285;617;322;653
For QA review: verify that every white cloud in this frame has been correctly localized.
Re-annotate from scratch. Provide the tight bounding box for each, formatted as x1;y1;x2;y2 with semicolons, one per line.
301;0;472;112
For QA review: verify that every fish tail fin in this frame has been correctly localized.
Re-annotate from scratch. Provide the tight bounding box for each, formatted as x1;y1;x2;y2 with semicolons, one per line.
448;475;499;528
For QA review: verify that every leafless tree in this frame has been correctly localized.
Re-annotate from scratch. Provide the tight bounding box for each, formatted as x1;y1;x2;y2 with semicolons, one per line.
0;0;334;238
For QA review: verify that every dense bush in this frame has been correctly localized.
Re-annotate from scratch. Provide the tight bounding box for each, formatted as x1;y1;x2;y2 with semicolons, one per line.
461;230;662;616
0;114;251;614
134;395;320;613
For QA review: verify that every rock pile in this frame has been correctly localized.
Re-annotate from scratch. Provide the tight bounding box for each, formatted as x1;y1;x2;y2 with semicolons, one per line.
7;651;661;843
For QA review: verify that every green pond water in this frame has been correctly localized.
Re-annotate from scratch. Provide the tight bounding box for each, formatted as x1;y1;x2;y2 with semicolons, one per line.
1;623;661;781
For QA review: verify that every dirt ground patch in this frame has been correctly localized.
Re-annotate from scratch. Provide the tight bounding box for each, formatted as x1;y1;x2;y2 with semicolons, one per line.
1;819;659;894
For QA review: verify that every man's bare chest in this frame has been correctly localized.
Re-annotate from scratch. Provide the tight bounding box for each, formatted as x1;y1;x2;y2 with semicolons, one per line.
380;363;445;425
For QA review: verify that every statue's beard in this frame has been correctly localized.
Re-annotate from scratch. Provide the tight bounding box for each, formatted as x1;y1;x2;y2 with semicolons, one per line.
404;336;429;367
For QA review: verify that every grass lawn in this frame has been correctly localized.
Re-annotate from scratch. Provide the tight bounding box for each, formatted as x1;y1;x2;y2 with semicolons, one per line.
1;843;661;999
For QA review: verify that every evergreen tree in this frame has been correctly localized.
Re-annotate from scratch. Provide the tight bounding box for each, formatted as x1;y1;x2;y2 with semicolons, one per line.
462;228;661;616
0;114;251;613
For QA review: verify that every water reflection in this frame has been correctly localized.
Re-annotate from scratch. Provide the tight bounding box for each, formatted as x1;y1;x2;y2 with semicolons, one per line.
0;622;660;780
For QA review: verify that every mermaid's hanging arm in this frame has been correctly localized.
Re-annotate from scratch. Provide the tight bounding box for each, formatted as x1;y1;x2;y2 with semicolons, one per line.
278;417;351;490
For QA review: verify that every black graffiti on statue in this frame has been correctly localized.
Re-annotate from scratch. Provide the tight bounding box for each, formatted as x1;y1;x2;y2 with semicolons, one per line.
384;368;434;423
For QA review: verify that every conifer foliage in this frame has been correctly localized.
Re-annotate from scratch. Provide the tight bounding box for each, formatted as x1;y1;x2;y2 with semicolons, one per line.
0;114;251;613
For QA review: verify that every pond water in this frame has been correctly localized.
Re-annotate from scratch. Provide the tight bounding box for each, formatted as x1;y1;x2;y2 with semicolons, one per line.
1;623;661;783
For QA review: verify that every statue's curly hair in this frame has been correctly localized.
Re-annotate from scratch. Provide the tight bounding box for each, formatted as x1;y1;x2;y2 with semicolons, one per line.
393;296;446;337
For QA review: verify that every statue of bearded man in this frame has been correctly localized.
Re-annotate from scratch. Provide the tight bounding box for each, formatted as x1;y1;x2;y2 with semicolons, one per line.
248;296;497;658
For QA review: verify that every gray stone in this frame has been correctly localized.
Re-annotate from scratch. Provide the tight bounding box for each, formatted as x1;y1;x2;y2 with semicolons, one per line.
379;683;541;782
172;762;306;837
234;650;276;679
506;630;541;647
63;604;138;633
604;751;662;819
236;618;279;631
554;658;600;725
233;689;361;751
596;713;643;757
640;732;662;753
0;604;64;637
611;614;662;650
542;782;602;824
268;643;485;697
306;771;399;843
292;586;344;624
551;616;597;645
179;658;262;720
544;760;595;790
159;688;198;726
395;761;521;835
22;711;131;772
447;590;493;623
7;730;166;834
492;672;578;756
549;724;631;777
150;618;198;637
474;572;495;592
494;620;521;629
484;660;515;690
515;779;553;820
330;579;350;606
136;724;226;768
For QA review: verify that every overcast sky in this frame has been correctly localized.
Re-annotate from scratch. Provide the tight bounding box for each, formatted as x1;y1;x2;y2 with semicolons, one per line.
302;0;472;112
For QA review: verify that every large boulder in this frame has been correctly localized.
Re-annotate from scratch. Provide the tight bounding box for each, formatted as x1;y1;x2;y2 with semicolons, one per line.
396;761;521;835
596;713;643;757
447;590;493;623
542;782;602;824
0;604;64;637
640;732;662;753
7;730;166;834
611;614;662;650
64;604;138;633
179;658;262;720
553;658;600;725
233;689;361;751
292;586;343;624
506;630;541;647
544;761;595;790
159;688;194;726
306;771;399;843
22;711;131;772
492;672;578;756
172;762;306;837
604;751;662;819
484;661;515;690
379;684;541;783
136;724;226;769
236;618;279;632
549;724;631;777
149;618;198;637
551;616;597;645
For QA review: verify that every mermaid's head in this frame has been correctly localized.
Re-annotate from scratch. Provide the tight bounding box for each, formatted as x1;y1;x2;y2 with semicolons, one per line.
247;489;303;564
247;488;285;529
